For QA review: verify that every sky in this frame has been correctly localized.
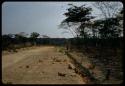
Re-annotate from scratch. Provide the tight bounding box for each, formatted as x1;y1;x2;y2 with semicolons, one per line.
2;2;123;38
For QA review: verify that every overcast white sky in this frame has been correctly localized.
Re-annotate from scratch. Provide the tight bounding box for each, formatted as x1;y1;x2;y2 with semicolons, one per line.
2;2;123;38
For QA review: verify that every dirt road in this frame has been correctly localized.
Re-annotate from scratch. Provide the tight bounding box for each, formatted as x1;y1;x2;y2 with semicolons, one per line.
2;46;85;84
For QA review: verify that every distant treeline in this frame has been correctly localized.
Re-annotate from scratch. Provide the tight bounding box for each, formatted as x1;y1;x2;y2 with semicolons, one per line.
2;33;123;51
2;35;67;50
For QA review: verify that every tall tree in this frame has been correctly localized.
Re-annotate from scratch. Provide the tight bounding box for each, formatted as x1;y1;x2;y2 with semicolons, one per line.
30;32;40;45
2;34;12;50
93;2;122;19
59;4;94;50
92;2;123;39
15;32;28;46
59;4;94;38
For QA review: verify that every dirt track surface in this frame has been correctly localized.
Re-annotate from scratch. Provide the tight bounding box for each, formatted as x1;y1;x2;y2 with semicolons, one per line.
2;46;85;84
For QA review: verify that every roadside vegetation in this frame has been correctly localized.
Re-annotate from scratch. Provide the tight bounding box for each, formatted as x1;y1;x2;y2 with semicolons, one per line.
59;2;123;83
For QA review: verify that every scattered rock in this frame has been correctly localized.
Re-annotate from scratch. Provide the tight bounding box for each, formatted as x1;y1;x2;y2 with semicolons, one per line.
19;66;22;68
63;59;67;62
58;72;66;77
26;65;29;68
68;63;75;70
74;68;80;74
54;59;61;62
39;59;43;62
42;71;45;73
70;73;76;77
70;75;76;77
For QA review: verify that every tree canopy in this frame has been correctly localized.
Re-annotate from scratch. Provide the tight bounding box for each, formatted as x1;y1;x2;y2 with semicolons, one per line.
30;32;40;38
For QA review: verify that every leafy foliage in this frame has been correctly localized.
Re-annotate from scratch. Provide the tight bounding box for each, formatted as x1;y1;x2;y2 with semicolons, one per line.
30;32;40;38
60;4;94;38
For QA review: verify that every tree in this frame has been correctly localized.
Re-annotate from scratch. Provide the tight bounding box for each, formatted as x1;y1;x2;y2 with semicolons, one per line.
59;4;94;50
91;2;123;49
14;32;28;46
60;4;94;38
92;2;123;39
2;34;17;51
116;8;123;37
30;32;40;38
92;2;122;19
2;34;12;50
30;32;40;45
